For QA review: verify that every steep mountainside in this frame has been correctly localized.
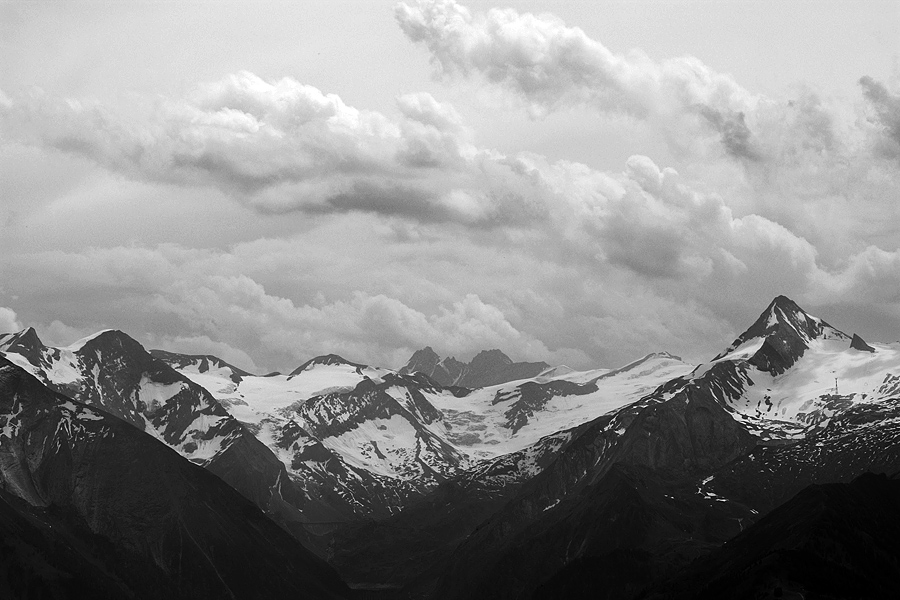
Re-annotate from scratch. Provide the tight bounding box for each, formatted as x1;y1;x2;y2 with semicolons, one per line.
637;472;900;600
1;328;261;466
157;348;691;522
0;356;349;599
0;329;353;546
427;297;900;599
9;295;897;598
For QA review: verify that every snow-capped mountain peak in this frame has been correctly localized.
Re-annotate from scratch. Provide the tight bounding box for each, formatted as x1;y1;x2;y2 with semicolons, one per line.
0;325;41;348
0;327;46;366
65;328;120;352
713;296;849;374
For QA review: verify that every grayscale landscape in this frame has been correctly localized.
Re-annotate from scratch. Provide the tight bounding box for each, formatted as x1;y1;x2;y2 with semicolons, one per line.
1;1;899;598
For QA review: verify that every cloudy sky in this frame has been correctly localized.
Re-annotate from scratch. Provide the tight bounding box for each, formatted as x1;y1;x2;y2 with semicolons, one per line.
1;0;899;373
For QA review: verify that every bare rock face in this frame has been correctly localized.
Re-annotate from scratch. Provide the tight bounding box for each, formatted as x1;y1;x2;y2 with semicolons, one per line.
400;347;550;388
715;295;848;375
850;333;876;352
400;346;467;386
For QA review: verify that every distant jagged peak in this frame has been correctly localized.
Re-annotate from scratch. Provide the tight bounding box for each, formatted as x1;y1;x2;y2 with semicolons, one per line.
437;355;466;369
401;346;550;389
400;346;442;375
469;349;514;369
289;353;368;377
408;346;440;363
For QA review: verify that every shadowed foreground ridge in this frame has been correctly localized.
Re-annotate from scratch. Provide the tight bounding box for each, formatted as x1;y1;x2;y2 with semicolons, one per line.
636;471;900;600
0;356;349;600
2;295;900;599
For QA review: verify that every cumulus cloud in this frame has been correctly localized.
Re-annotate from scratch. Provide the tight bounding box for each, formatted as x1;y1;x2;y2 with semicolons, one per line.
860;75;900;161
1;2;899;370
397;92;465;132
0;73;489;223
0;307;22;334
4;136;899;372
395;0;759;158
0;241;562;370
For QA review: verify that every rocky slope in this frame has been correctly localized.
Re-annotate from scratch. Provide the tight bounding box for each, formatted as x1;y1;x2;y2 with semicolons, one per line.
7;295;897;598
426;297;900;599
0;328;355;547
0;356;349;599
636;472;900;600
156;348;688;525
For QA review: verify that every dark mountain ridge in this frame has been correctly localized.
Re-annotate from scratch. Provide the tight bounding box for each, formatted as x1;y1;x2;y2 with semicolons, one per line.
0;327;358;550
3;295;899;599
149;348;253;381
400;346;549;388
422;297;900;599
638;471;900;600
0;356;349;599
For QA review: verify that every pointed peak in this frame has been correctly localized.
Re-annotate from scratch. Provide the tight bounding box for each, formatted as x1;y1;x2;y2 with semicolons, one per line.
714;296;848;373
400;346;443;375
13;326;41;345
760;295;811;326
407;346;441;363
0;326;44;353
770;294;802;310
850;333;875;353
439;355;465;367
723;297;834;351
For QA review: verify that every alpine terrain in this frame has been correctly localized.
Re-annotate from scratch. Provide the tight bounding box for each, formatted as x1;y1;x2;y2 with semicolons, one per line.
1;296;899;599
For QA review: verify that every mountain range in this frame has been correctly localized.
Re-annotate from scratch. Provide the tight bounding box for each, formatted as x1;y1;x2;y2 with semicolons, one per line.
1;295;899;598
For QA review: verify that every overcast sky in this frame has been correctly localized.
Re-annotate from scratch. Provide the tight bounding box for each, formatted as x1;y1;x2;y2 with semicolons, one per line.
1;0;899;373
